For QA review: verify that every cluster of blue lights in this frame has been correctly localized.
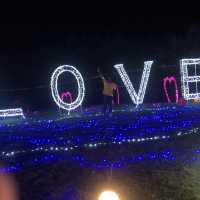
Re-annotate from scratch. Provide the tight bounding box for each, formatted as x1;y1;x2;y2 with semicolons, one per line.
1;104;200;173
2;143;200;173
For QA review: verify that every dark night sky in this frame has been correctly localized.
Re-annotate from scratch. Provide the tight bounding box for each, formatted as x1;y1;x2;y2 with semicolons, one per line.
0;15;200;110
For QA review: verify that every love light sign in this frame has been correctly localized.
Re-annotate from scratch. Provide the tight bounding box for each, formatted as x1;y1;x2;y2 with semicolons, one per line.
1;58;200;118
51;61;153;112
50;59;200;111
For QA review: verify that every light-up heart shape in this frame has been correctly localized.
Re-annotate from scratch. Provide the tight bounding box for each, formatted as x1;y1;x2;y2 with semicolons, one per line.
113;87;120;105
163;76;179;103
116;87;120;105
61;91;73;103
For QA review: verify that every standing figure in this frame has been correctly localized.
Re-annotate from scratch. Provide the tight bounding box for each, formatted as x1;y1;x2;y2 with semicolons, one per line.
97;68;117;116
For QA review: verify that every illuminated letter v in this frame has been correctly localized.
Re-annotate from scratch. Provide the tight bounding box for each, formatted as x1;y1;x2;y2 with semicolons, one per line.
114;61;153;105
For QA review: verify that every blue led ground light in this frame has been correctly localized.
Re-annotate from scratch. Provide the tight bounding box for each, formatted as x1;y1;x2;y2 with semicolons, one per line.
1;104;200;172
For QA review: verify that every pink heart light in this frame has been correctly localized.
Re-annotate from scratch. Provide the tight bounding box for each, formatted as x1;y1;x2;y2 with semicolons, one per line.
61;91;73;103
163;76;179;103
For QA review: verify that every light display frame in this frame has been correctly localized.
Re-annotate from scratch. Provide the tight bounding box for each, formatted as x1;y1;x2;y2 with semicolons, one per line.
51;65;85;111
180;58;200;100
0;108;25;118
114;61;153;105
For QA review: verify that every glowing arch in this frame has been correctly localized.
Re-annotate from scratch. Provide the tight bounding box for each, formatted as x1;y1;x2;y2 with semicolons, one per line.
51;65;85;111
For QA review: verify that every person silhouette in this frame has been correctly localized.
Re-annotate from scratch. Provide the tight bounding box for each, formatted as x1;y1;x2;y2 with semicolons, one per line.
97;68;117;116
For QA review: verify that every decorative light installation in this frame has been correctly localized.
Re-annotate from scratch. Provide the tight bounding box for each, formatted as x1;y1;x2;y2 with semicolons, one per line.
116;87;120;105
114;61;153;105
61;91;73;104
0;108;25;118
163;76;179;103
180;58;200;100
1;104;200;157
51;65;85;111
1;104;200;171
112;87;120;105
2;125;200;159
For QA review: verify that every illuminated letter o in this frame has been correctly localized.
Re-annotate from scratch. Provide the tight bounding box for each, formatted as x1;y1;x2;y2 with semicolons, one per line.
51;65;85;111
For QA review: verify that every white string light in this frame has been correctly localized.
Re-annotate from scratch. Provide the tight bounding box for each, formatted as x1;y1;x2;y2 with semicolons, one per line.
180;58;200;100
51;65;85;111
114;61;153;105
0;108;25;118
1;127;199;158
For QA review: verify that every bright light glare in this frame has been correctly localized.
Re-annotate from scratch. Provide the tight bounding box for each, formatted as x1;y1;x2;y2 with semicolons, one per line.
99;191;119;200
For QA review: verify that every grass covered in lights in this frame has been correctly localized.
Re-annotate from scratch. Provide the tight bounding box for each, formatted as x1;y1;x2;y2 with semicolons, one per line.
14;134;200;200
0;103;200;170
1;104;200;199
